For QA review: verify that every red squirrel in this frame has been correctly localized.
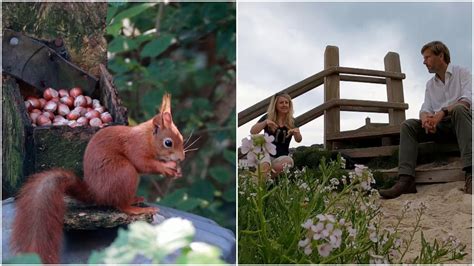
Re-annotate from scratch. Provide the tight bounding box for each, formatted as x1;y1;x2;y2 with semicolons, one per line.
11;93;185;263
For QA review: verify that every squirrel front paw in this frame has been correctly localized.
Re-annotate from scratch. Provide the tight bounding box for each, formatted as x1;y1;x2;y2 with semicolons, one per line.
158;161;182;178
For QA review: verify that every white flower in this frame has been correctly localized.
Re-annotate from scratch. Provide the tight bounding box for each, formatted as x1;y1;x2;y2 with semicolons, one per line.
348;227;357;238
317;243;333;257
311;222;324;240
325;223;334;232
329;229;342;248
302;219;313;229
354;164;368;177
394;238;402;248
298;237;310;247
326;214;336;223
282;163;292;174
330;178;340;186
311;222;324;233
240;137;254;154
299;182;309;190
263;133;276;155
304;245;313;255
316;214;326;222
340;157;346;169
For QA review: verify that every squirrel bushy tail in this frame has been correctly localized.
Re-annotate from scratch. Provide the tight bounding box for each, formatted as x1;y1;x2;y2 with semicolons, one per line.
11;169;91;264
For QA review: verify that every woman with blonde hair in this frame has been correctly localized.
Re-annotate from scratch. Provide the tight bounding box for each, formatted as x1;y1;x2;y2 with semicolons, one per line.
250;92;302;176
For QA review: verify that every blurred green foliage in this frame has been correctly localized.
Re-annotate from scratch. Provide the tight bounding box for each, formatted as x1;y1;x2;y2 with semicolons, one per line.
106;2;236;232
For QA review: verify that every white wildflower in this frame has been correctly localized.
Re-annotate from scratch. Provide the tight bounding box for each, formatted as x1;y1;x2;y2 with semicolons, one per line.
304;245;313;255
317;243;333;257
302;219;313;229
348;227;357;238
240;137;254;154
340;157;346;169
354;164;368;177
298;237;310;247
330;178;340;186
262;133;276;155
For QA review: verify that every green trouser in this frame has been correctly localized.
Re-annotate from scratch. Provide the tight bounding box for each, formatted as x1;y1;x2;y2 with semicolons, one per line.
399;105;472;177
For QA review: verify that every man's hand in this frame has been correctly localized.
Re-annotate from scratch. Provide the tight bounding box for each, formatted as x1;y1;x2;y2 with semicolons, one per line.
421;112;437;134
423;112;444;134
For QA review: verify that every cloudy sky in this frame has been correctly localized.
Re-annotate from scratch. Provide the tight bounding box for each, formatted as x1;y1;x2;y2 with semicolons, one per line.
237;2;472;148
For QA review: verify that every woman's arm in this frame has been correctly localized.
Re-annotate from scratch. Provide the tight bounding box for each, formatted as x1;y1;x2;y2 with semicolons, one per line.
250;120;267;134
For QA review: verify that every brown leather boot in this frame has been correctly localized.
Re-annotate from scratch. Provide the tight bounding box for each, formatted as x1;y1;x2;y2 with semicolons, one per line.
379;175;417;199
464;172;472;194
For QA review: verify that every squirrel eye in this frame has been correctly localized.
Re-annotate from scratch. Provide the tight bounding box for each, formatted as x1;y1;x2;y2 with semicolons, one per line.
163;138;173;148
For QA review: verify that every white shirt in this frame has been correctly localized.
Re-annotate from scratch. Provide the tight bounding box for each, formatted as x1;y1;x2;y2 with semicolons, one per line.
420;64;472;115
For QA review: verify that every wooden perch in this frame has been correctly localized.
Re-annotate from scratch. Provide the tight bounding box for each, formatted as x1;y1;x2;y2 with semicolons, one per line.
64;197;153;230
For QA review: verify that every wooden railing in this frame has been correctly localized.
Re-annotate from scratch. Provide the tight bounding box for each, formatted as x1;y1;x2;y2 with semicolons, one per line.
238;45;408;150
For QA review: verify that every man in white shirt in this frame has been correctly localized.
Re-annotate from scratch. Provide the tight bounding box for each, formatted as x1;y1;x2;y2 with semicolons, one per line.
380;41;472;199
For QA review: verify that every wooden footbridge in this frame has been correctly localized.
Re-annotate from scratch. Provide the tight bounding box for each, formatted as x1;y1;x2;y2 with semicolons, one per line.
238;45;463;183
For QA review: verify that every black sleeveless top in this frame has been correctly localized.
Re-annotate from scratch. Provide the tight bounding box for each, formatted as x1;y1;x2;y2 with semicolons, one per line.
258;115;293;158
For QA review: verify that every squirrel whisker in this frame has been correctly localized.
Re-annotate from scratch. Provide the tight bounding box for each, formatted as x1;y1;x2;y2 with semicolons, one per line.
184;147;199;153
184;135;201;150
183;129;194;146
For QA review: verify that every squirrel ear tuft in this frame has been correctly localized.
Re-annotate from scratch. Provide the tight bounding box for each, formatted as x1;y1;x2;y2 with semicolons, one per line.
162;112;172;128
160;93;171;115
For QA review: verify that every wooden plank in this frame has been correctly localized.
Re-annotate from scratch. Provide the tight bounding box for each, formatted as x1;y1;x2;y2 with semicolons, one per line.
238;69;329;126
324;46;340;150
340;75;386;84
381;167;464;183
326;124;401;141
341;106;390;113
384;52;406;125
336;66;405;79
337;145;398;158
336;142;459;159
293;98;408;128
336;99;408;110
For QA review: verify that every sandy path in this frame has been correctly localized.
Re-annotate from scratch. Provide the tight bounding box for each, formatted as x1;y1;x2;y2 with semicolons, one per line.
379;181;472;263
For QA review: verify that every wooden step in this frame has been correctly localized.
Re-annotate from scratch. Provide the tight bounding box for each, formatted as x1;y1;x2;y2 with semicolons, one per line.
338;145;398;158
336;142;459;158
379;159;464;183
326;125;400;141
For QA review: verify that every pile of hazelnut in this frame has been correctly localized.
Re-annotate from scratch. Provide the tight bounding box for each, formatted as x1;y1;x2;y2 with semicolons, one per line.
24;87;113;127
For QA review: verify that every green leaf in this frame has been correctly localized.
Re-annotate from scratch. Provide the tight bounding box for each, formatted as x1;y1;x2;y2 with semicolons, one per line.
4;253;42;264
158;188;187;207
175;197;203;211
108;35;139;53
141;34;174;58
112;3;157;23
209;165;231;184
223;149;236;165
106;4;119;25
222;186;236;202
188;180;215;202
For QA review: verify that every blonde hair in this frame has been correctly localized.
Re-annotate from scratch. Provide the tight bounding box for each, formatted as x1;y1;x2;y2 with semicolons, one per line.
266;93;295;128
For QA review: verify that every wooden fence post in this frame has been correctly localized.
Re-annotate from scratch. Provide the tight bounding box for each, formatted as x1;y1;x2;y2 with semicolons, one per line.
324;46;340;150
384;52;406;125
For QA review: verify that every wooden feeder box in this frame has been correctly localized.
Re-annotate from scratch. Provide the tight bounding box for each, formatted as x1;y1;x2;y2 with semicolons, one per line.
2;30;128;198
